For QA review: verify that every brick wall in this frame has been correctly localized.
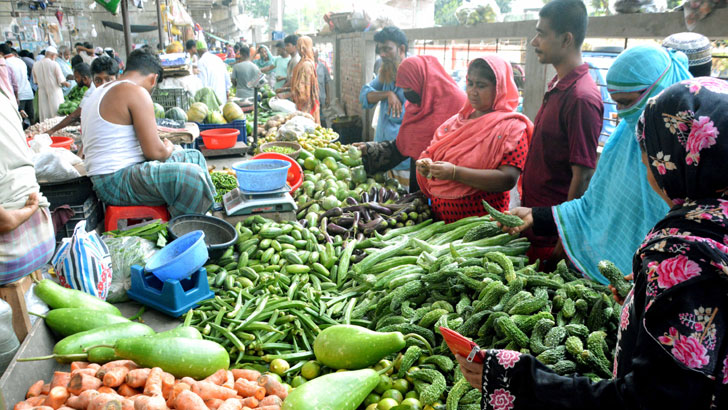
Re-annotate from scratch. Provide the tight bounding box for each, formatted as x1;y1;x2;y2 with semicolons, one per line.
338;37;364;118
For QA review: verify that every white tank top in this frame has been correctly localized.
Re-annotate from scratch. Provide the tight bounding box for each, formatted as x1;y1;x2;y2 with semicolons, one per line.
81;80;146;176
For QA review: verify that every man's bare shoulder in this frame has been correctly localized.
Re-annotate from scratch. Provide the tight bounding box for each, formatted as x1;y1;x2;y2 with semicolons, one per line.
105;81;150;104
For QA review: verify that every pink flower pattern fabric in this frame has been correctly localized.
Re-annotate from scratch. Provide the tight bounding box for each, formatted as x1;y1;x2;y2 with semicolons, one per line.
651;255;702;289
489;388;516;410
685;116;719;165
496;350;521;369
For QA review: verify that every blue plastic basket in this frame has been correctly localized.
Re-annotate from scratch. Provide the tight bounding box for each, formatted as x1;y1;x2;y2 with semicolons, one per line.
145;230;208;281
232;159;291;192
196;119;247;144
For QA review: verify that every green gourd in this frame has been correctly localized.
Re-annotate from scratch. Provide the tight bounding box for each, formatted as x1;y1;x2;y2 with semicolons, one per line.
598;260;632;298
282;368;384;410
37;308;130;337
34;279;122;316
313;325;406;370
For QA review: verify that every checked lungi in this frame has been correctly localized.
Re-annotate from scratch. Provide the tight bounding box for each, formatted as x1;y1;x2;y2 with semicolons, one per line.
91;149;216;218
0;208;55;285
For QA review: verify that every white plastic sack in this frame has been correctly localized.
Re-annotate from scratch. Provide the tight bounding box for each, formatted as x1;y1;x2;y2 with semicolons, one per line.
29;133;52;153
34;150;81;182
268;97;297;113
51;220;113;300
276;115;317;142
103;236;157;303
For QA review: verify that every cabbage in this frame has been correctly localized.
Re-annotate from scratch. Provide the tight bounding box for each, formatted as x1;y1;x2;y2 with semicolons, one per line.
194;87;222;111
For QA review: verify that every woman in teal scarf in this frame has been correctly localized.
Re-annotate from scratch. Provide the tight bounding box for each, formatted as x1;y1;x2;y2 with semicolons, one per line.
254;45;276;73
506;44;692;283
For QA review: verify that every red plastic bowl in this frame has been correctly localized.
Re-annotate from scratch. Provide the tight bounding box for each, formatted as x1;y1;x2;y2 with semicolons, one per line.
50;136;74;150
200;128;239;149
252;152;303;193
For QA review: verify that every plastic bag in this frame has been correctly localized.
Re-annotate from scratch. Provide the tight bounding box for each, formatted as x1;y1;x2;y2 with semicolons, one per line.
267;98;297;113
34;150;81;182
455;0;501;25
51;220;113;300
103;236;157;303
277;115;317;141
322;98;346;126
29;133;52;153
613;0;667;14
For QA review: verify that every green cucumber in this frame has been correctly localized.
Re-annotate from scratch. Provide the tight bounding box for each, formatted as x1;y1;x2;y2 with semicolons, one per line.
313;325;406;370
39;308;130;337
34;279;122;316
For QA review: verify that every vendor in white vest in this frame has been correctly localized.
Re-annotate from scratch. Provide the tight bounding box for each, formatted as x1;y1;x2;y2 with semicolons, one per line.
196;40;230;104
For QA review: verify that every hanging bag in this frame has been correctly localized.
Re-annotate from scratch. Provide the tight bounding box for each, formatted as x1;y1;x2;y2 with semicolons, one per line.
51;220;112;300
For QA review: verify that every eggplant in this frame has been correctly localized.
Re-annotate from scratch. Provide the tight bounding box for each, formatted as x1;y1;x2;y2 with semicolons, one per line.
355;232;365;242
367;202;393;215
335;216;355;228
352;211;361;235
363;216;388;235
345;197;359;206
360;207;371;223
360;191;369;203
369;186;378;202
322;207;344;218
327;223;349;236
352;252;367;263
378;187;387;203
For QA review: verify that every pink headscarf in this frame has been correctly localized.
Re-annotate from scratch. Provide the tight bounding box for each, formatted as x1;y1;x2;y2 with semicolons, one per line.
395;55;466;159
417;54;533;199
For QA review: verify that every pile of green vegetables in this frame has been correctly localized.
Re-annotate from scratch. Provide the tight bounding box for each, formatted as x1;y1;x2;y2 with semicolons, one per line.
58;85;88;115
211;172;238;203
22;279;227;379
105;220;168;248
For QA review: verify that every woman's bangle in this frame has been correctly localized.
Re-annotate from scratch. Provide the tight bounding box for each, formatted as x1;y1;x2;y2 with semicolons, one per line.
451;165;457;181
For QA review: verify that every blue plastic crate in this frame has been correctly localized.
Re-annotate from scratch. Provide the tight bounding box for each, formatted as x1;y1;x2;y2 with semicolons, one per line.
195;119;247;148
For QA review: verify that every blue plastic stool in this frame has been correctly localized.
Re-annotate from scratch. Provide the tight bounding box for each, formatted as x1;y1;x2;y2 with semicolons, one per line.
126;265;213;317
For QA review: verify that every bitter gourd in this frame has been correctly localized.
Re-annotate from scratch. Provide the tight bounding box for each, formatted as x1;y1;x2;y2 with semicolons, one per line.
565;335;585;357
378;323;435;347
397;345;422;378
431;300;455;313
511;311;555;333
447;378;472;410
456;295;472;315
562;298;576;318
555;259;578;282
460;388;481;405
422;355;454;372
419;308;448;328
544;326;568;348
462;222;501;242
456;310;491;338
478;311;508;338
410;368;446;405
509;295;548;315
565;323;590;339
530;318;555;355
496;316;529;348
390;280;425;312
485;251;517;283
482;199;524;227
598;260;632;298
477;281;509;310
553;359;577;375
536;345;567;365
502;290;533;313
587;331;612;378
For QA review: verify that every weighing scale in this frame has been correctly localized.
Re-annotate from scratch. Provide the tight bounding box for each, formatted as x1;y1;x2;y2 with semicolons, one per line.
222;184;298;216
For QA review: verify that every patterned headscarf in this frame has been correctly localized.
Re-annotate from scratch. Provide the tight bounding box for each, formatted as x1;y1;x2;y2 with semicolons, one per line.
639;77;728;203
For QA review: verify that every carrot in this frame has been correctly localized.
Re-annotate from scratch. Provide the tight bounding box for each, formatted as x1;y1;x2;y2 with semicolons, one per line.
97;361;137;380
66;390;99;410
14;401;33;410
71;362;90;372
132;395;167;410
51;372;72;389
44;386;70;410
222;373;234;391
230;370;259;383
27;397;47;407
103;368;130;388
239;398;258;409
68;374;103;396
88;394;122;410
125;369;151;389
87;364;101;371
41;384;51;395
191;382;237;402
161;373;175;400
143;368;163;397
256;406;282;410
174;390;208;410
30;406;55;410
203;399;223;410
180;378;197;388
28;380;45;398
120;399;134;410
256;375;287;400
97;388;115;395
72;369;99;377
216;399;242;410
165;383;190;409
257;396;281;407
58;406;76;410
203;370;227;386
232;380;264;401
116;384;140;398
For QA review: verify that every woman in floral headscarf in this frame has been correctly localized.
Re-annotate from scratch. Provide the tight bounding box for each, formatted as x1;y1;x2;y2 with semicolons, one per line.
456;77;728;409
290;36;319;124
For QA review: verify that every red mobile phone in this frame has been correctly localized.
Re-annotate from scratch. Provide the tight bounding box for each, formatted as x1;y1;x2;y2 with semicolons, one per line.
440;327;486;363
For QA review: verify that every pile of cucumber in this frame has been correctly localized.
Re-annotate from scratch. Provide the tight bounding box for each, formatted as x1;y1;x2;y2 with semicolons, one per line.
25;279;228;379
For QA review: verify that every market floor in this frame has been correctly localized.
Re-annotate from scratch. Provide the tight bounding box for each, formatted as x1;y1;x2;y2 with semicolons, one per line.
205;153;251;171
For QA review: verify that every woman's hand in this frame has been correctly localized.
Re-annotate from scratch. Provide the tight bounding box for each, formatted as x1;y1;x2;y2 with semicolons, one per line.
499;207;534;235
387;91;402;118
416;158;432;178
610;273;634;305
0;193;40;233
455;354;483;392
429;161;456;180
352;142;368;155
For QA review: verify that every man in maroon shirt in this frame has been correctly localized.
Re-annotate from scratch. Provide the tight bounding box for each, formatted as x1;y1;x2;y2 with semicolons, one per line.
520;0;604;264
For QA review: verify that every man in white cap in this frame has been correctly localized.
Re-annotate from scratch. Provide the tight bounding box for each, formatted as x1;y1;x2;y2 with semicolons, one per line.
32;46;70;121
662;32;713;77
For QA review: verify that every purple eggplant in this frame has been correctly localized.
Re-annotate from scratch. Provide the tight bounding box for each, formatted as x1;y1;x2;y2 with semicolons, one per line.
322;207;343;218
378;187;387;203
369;186;378;202
363;216;388;235
345;197;359;206
355;232;365;242
335;216;355;228
367;202;393;215
360;191;370;203
352;211;361;235
327;223;349;236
